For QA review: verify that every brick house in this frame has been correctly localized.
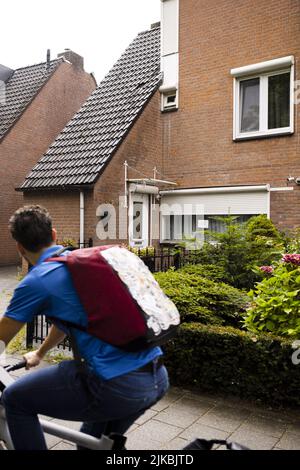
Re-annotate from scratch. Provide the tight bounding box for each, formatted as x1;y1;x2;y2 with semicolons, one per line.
157;0;300;245
19;27;163;249
0;51;96;265
19;0;300;249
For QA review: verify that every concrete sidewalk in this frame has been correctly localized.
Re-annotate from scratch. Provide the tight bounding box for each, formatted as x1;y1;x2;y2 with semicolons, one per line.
6;355;300;451
0;266;19;313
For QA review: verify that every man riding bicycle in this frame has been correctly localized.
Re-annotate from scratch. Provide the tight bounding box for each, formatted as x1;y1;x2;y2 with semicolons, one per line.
0;205;169;450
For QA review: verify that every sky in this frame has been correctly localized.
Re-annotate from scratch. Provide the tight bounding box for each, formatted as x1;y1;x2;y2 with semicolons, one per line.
0;0;161;83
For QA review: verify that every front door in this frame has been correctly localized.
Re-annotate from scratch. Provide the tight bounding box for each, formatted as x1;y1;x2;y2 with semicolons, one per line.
129;193;149;248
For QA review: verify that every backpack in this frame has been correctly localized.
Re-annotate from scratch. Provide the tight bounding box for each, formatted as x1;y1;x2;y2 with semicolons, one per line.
48;245;180;352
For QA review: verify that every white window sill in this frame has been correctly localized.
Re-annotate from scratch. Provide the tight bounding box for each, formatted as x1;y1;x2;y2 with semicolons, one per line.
234;128;294;141
161;106;179;113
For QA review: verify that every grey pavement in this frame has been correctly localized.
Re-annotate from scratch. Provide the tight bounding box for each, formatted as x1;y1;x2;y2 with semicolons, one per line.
5;355;300;451
1;267;300;450
0;265;20;312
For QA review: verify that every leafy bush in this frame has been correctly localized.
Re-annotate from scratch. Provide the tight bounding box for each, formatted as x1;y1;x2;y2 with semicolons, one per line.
128;246;155;256
187;215;284;290
163;322;300;406
245;256;300;338
155;270;248;327
282;227;300;253
60;238;78;248
246;214;283;241
178;264;227;282
245;215;284;276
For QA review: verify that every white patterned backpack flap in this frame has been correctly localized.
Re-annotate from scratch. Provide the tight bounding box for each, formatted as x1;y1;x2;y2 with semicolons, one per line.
101;247;180;338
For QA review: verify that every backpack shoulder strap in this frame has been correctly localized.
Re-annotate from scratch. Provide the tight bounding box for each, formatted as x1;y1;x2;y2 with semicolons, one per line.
46;246;74;262
51;246;73;258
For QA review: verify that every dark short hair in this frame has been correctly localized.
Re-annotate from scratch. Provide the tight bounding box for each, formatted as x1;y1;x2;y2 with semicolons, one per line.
9;205;53;253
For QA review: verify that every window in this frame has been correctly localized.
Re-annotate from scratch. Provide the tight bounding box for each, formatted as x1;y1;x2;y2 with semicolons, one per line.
129;193;149;248
162;214;256;242
205;215;254;234
133;201;143;240
232;57;294;139
240;78;260;132
161;90;178;111
268;73;290;129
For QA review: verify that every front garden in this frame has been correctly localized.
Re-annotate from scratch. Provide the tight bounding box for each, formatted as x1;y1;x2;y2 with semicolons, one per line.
154;215;300;406
23;216;300;406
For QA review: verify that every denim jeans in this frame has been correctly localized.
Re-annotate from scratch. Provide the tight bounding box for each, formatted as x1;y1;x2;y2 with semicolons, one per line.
2;360;169;450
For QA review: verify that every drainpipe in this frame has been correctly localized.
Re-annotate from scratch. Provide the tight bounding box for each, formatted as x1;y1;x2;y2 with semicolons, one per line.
149;194;153;247
80;191;85;248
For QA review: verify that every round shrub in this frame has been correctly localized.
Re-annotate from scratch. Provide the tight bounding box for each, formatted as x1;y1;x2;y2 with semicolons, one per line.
246;214;283;241
178;264;227;283
155;270;248;327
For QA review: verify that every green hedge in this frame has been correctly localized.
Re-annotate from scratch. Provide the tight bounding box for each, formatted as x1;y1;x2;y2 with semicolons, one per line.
155;271;248;327
178;264;227;283
163;323;300;406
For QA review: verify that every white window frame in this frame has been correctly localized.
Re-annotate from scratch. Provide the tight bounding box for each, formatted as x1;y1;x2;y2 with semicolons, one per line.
232;57;294;140
161;89;178;111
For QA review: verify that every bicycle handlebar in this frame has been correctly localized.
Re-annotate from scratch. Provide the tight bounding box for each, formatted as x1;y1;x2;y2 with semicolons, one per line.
4;360;27;373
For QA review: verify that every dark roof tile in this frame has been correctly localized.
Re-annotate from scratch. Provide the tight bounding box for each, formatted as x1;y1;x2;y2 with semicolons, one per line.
0;59;62;139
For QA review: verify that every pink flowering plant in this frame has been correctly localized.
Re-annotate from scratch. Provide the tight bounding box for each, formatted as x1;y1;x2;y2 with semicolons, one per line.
282;253;300;266
245;256;300;338
259;266;274;275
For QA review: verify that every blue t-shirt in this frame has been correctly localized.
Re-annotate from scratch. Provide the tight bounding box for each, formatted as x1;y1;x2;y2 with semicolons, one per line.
4;245;162;380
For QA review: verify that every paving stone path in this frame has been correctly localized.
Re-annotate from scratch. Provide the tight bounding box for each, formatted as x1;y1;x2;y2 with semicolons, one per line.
1;267;300;450
0;266;20;313
5;358;300;451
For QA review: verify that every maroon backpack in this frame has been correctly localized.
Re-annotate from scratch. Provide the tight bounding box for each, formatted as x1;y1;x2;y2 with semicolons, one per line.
48;245;180;351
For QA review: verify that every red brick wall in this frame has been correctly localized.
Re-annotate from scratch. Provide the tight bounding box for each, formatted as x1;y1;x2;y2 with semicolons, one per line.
0;62;96;265
270;188;300;231
161;0;300;229
23;191;81;245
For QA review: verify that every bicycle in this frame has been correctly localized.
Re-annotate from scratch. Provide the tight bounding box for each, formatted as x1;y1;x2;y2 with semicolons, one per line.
0;360;126;450
0;360;249;451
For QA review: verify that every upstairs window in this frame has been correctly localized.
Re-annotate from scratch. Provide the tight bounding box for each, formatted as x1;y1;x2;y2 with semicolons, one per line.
232;57;294;140
161;90;178;111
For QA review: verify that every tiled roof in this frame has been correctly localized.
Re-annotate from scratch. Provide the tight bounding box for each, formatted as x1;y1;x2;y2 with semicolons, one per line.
20;26;161;190
0;59;62;140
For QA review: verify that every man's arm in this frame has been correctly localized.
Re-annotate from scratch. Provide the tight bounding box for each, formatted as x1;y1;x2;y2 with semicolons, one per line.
37;324;66;358
24;324;66;368
0;316;25;346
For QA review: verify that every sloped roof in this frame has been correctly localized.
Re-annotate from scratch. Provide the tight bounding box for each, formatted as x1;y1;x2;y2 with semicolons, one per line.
20;26;161;191
0;59;62;140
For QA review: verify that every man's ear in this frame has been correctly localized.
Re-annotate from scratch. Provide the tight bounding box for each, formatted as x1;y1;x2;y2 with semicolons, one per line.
52;228;57;242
